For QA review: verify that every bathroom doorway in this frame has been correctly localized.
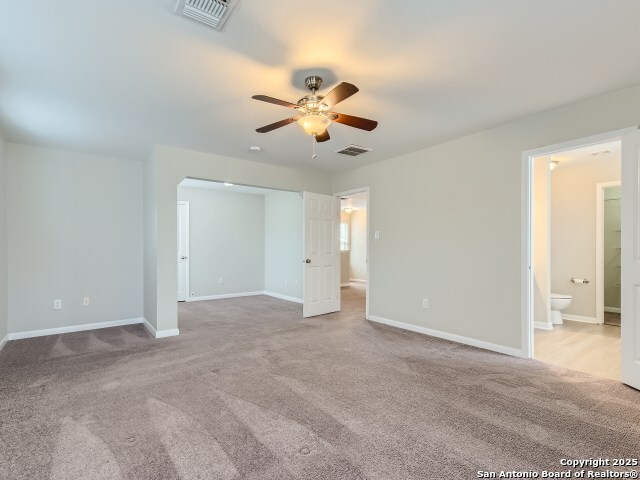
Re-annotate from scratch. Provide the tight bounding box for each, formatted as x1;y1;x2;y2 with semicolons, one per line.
596;182;622;327
526;135;623;380
335;188;369;319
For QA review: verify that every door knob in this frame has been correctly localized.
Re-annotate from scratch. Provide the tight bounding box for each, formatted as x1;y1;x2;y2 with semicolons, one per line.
180;256;187;260
303;259;311;263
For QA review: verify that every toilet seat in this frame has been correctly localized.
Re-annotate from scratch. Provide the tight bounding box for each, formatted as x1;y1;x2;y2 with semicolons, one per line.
551;293;571;300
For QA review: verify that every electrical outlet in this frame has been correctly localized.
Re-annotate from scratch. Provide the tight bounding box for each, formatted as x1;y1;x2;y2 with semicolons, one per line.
422;298;429;309
294;279;299;285
374;230;380;240
218;277;224;284
53;299;62;310
82;297;91;307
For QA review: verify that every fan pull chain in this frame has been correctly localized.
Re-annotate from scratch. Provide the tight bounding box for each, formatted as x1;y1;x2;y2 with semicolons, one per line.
312;135;317;159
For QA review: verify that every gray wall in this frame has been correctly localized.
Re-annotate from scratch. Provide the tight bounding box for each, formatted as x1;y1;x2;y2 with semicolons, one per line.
0;130;7;342
177;187;265;297
264;190;303;300
148;145;331;332
332;84;640;352
143;155;158;329
550;156;620;318
7;144;143;333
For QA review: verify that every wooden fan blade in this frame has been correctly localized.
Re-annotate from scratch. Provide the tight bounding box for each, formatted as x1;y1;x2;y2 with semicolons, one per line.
256;116;301;133
315;129;330;142
332;112;378;131
322;82;359;107
252;95;298;109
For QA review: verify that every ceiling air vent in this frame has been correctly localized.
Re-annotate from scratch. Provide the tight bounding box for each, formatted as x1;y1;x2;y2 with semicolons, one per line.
334;145;372;157
175;0;238;31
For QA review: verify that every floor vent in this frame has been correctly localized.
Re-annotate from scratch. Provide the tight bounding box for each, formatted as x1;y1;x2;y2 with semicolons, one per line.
175;0;237;31
334;145;372;157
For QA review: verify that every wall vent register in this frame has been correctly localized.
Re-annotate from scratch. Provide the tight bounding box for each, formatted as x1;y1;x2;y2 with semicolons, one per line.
175;0;237;31
335;145;372;156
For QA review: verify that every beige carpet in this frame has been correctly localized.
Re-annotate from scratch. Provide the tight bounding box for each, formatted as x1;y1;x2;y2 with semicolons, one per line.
1;285;639;479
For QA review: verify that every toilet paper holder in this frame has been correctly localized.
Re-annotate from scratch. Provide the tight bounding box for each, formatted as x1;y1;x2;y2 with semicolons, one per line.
571;277;590;284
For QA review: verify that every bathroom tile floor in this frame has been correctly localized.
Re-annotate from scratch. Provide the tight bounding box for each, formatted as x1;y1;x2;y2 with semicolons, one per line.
534;320;620;381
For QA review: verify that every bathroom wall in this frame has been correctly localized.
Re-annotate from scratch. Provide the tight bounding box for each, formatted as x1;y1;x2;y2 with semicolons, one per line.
604;185;621;310
550;153;621;320
340;210;351;285
350;209;367;282
533;156;551;329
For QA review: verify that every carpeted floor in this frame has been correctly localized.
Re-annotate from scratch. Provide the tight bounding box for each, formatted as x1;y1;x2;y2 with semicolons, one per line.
1;285;639;479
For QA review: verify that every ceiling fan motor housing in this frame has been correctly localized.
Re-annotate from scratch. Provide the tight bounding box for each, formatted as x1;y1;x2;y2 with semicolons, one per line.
304;75;323;92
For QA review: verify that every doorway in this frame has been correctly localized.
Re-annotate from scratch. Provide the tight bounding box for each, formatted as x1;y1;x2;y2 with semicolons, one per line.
596;181;622;327
174;179;343;321
336;188;369;319
523;129;636;380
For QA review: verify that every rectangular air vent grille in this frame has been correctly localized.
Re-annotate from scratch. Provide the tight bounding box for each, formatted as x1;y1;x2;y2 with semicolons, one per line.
334;145;373;156
175;0;237;31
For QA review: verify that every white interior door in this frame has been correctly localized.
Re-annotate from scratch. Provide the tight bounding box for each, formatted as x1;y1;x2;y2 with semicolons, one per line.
177;201;189;302
621;129;640;389
303;192;340;317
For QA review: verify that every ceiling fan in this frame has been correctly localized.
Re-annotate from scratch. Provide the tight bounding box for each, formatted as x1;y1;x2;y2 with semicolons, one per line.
252;76;378;145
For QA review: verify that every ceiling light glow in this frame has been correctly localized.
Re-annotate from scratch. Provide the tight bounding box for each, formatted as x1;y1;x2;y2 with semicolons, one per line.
297;114;331;136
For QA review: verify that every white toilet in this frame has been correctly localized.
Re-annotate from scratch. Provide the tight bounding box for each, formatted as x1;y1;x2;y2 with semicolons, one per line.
550;293;572;325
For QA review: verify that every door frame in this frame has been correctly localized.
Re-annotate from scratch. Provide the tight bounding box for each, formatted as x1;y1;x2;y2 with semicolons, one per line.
521;127;636;359
334;186;370;320
177;200;190;302
596;180;622;324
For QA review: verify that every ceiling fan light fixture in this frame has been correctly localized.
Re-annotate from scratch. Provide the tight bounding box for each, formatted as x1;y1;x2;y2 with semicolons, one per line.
297;114;331;136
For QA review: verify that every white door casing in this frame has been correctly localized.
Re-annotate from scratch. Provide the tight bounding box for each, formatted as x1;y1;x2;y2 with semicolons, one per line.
177;201;189;302
303;192;340;317
621;129;640;389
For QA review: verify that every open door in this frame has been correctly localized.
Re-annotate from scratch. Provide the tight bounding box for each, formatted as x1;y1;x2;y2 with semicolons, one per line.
303;192;340;317
621;129;640;389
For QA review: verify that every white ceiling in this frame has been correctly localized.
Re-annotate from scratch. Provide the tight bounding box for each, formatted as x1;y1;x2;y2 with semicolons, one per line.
551;140;621;169
179;178;280;195
2;1;640;173
341;192;368;211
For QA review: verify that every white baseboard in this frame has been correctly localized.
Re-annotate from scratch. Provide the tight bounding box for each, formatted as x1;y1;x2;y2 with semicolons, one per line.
8;317;144;341
0;334;8;352
534;321;553;331
349;278;367;284
368;315;525;358
187;291;264;302
604;307;621;313
263;292;303;304
562;314;598;324
142;318;179;339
